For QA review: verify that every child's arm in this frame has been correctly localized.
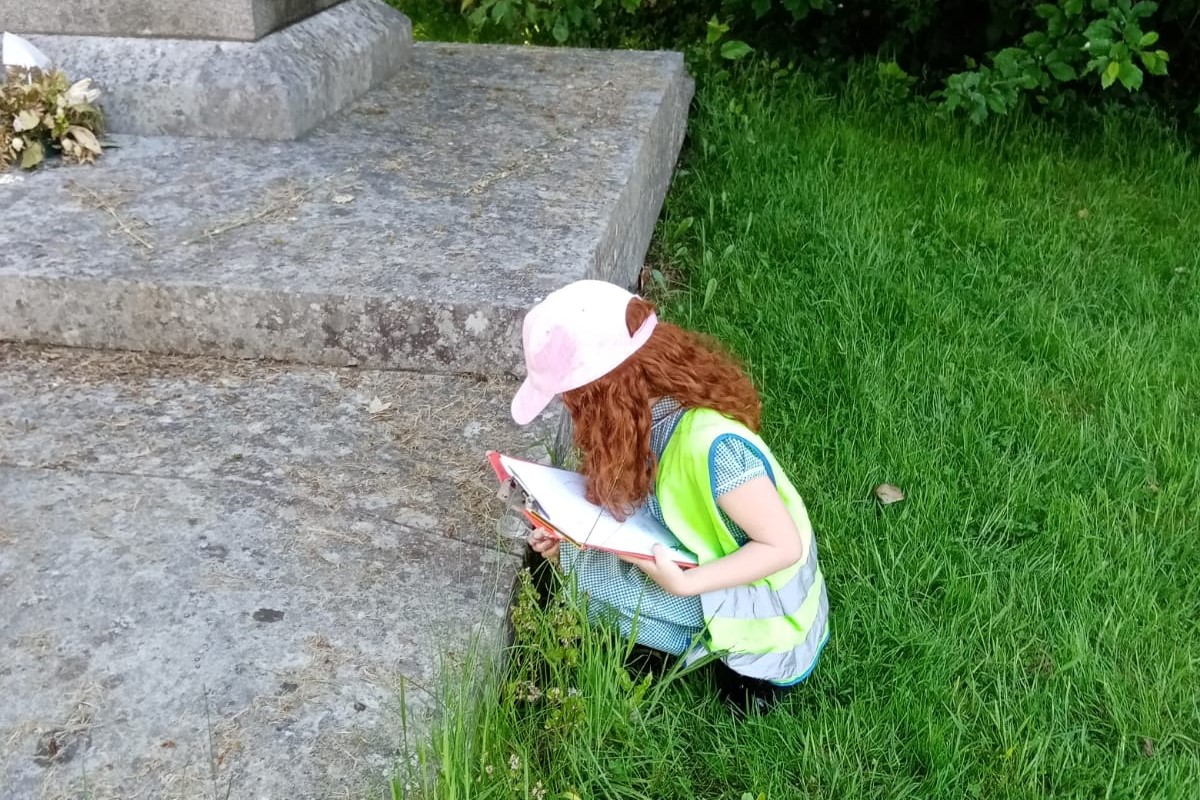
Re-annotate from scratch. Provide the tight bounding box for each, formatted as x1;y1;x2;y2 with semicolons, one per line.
626;476;806;597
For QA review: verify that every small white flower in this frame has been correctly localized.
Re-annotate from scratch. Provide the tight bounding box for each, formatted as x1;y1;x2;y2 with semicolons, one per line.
508;753;520;772
64;78;100;105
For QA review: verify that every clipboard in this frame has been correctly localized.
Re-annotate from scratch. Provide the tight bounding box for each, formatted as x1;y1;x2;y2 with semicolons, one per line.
488;451;698;568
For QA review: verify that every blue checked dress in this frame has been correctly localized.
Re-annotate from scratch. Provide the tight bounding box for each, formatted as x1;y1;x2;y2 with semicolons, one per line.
559;398;767;655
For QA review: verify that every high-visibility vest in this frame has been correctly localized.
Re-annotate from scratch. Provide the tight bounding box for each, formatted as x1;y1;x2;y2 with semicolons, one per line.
656;408;830;683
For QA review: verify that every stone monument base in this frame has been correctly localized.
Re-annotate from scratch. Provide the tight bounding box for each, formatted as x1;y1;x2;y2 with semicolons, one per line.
0;0;347;42
24;0;411;140
0;38;694;800
0;44;694;375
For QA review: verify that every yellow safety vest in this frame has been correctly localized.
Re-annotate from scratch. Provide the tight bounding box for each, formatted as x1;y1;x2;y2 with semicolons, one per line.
656;408;830;683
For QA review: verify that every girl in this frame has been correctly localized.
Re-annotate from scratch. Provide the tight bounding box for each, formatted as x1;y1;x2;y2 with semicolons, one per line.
510;279;829;712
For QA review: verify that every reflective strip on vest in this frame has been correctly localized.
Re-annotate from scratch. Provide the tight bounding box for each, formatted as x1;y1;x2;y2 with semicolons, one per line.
655;407;831;683
703;539;822;621
719;587;830;683
705;569;825;653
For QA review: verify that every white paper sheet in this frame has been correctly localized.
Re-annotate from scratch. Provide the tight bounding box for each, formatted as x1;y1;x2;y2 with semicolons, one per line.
499;454;698;565
2;33;51;70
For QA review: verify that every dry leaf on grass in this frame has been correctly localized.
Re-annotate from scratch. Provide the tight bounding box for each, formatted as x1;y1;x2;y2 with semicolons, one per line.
873;483;905;505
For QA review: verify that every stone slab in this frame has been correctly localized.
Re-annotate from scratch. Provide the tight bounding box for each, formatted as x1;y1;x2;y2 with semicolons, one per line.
1;0;345;41
0;343;558;799
0;43;693;375
23;0;412;139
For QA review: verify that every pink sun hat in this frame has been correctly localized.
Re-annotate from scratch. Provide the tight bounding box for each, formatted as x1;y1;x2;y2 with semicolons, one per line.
511;280;657;425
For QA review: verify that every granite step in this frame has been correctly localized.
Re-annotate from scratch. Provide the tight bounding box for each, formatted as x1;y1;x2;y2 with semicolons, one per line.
0;342;557;799
0;42;692;376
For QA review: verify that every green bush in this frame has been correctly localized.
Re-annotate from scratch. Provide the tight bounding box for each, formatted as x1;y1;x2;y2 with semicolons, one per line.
940;0;1171;123
460;0;637;45
409;0;1200;124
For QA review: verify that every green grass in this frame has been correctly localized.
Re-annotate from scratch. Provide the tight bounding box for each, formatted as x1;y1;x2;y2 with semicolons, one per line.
399;65;1200;800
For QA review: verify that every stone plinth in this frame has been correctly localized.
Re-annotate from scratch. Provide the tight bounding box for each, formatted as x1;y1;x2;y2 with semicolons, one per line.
0;44;695;374
22;0;412;139
0;0;345;41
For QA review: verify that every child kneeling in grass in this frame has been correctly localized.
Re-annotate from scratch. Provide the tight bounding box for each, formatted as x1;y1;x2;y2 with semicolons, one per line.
510;280;830;714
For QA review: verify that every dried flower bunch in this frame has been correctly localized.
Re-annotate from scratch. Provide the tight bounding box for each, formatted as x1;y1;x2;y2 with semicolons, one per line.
1;66;104;170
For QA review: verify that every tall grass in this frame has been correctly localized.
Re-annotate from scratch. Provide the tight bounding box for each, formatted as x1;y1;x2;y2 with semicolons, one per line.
399;65;1200;800
394;569;733;800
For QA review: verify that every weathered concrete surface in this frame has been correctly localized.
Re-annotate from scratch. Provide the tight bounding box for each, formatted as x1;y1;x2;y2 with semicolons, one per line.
0;343;556;800
24;0;412;139
0;43;693;374
1;0;344;41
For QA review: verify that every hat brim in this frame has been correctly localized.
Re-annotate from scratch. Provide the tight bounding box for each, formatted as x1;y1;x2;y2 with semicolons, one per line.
511;378;555;426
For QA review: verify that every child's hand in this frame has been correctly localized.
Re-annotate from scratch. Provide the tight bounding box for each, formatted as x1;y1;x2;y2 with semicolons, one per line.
529;529;560;564
623;545;691;596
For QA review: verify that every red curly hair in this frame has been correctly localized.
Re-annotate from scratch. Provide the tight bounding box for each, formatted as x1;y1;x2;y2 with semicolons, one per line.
562;297;761;519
